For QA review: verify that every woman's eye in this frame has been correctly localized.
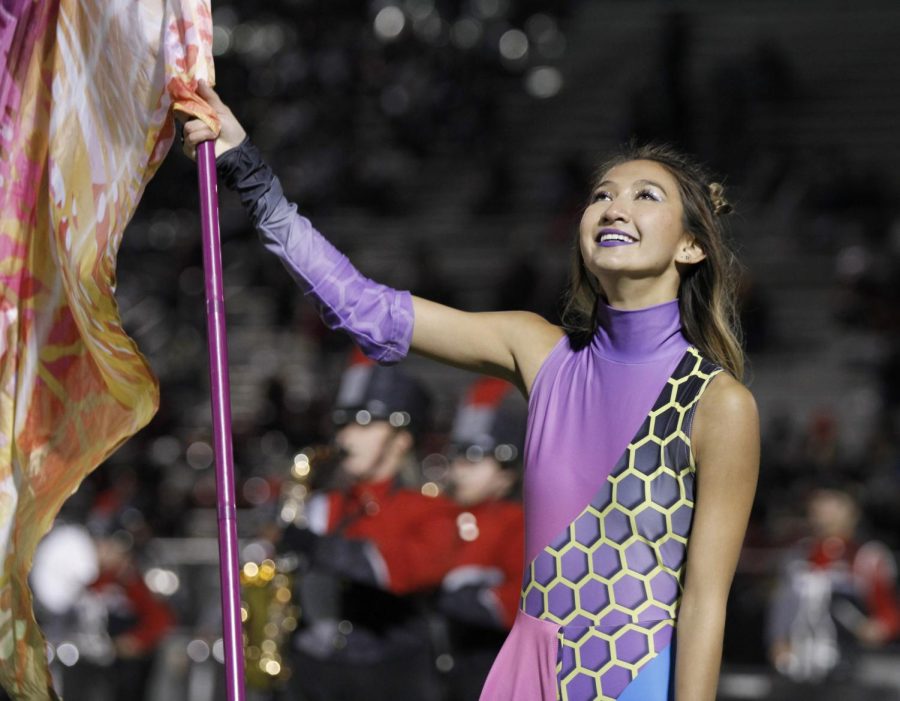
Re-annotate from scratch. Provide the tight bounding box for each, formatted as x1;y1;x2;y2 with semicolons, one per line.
591;191;612;202
637;189;661;201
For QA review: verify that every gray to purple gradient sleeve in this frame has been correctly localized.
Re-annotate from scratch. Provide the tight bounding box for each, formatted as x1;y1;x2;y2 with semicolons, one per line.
216;138;414;364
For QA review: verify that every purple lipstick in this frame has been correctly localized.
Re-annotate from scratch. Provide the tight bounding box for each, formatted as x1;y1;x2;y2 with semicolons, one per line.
597;227;638;248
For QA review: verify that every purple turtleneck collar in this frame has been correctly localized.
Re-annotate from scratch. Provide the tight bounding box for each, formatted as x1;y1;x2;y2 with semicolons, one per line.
591;298;688;364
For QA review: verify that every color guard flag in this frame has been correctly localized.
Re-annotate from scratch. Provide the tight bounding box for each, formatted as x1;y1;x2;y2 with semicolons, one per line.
0;0;217;695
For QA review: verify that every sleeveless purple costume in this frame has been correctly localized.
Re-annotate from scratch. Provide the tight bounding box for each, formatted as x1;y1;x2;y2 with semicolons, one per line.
480;300;721;700
217;141;723;700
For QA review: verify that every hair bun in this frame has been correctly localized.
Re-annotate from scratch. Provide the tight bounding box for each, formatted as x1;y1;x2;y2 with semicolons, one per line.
708;182;733;216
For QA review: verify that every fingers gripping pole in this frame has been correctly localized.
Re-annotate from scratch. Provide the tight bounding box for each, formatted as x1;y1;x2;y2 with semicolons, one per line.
197;139;246;701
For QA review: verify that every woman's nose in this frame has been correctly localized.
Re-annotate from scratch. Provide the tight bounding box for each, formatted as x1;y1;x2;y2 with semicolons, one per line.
601;200;630;224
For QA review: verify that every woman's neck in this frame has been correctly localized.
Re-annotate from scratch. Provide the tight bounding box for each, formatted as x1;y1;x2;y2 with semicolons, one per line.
592;298;688;363
599;273;680;310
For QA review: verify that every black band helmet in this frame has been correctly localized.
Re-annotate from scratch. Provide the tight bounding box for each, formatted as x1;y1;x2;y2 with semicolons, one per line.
450;377;526;466
332;349;431;437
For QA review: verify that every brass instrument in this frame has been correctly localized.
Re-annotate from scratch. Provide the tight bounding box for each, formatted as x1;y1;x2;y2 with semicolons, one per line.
240;558;298;689
240;445;331;690
278;445;333;528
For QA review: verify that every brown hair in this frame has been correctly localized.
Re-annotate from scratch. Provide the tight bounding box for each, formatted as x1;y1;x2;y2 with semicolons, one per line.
560;143;745;380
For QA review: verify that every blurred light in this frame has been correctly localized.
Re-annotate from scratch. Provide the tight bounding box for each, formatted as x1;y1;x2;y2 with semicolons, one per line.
120;506;145;531
261;25;286;56
421;482;440;497
32;525;98;614
232;23;282;61
404;0;435;21
495;443;516;462
290;484;310;502
148;218;177;250
421;453;449;482
145;568;180;596
292;453;311;478
388;411;411;427
212;638;225;663
212;26;232;56
718;672;772;698
374;7;406;42
212;6;239;28
525;66;563;99
835;244;868;278
458;512;479;540
243;476;272;506
472;0;507;20
525;13;557;42
355;409;372;426
537;31;566;60
260;559;277;581
280;504;298;523
499;29;529;61
457;512;476;528
243;562;260;579
451;18;482;49
413;14;445;44
186;639;210;663
56;643;79;667
151;434;181;465
436;653;454;672
242;541;270;564
261;430;289;458
264;659;282;676
461;525;479;541
186;440;214;470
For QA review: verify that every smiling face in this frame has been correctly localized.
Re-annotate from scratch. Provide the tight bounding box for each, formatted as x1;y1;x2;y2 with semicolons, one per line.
579;159;705;307
335;421;412;482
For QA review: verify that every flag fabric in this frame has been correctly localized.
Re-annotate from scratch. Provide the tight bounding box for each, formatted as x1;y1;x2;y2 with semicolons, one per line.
0;0;217;696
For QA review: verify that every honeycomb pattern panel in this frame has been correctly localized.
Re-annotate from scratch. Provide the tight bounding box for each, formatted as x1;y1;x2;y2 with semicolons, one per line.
520;347;721;700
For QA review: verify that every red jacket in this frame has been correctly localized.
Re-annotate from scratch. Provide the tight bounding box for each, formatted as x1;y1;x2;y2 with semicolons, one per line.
90;565;175;654
809;536;900;640
325;479;461;595
444;499;524;628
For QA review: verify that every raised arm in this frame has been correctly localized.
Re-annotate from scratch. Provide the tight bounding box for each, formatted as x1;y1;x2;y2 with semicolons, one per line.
674;373;759;701
182;83;563;392
411;298;562;392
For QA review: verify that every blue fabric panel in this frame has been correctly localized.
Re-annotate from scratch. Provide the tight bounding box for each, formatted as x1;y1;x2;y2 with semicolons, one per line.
616;642;674;701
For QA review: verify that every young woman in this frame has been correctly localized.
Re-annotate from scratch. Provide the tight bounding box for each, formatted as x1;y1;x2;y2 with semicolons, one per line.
183;81;759;701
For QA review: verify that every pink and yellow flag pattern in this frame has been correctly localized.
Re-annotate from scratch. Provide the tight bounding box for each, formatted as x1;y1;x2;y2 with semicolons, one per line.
0;0;217;696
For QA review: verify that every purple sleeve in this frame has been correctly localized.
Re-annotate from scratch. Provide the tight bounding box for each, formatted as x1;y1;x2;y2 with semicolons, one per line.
217;139;414;364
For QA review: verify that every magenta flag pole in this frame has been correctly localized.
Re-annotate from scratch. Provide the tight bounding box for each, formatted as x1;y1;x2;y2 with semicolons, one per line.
196;138;246;701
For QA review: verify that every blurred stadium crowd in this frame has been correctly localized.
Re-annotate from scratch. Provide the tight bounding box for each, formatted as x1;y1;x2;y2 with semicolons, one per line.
22;1;900;700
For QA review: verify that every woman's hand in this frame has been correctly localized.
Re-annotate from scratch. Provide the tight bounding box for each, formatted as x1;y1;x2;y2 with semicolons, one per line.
180;80;247;160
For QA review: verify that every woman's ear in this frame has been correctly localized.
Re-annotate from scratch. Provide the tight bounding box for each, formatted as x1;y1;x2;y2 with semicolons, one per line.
677;237;707;265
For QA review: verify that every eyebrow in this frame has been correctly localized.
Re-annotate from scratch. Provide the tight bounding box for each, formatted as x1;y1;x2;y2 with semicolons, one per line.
595;178;669;196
